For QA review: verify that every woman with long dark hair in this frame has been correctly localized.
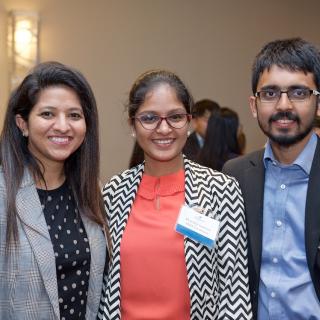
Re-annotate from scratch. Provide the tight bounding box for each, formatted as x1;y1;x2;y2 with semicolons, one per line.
98;70;252;319
198;107;241;170
0;62;107;319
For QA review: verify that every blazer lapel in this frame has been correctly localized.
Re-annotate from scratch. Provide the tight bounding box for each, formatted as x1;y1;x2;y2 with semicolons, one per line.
102;164;144;319
243;151;265;282
81;215;106;317
109;164;144;243
184;159;199;207
16;171;60;319
305;138;320;297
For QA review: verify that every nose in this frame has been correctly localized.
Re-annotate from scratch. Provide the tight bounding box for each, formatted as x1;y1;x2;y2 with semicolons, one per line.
275;92;293;111
52;114;70;132
156;118;172;134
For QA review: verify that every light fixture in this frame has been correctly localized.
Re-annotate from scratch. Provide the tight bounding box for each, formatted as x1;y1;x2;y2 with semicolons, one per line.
8;10;39;90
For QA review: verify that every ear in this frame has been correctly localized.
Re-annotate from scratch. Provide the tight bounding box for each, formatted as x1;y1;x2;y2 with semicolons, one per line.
128;118;136;137
317;98;320;117
15;115;29;137
249;96;258;118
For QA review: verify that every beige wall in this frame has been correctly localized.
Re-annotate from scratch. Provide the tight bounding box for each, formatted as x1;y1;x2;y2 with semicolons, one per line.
0;2;8;125
0;0;319;181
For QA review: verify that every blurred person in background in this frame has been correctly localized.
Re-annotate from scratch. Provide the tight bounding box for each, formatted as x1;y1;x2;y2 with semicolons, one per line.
314;115;320;136
237;122;247;154
198;107;241;171
183;98;220;161
128;141;144;168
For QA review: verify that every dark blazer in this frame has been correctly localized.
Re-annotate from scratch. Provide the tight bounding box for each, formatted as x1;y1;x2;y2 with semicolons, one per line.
183;132;201;161
222;137;320;319
98;158;252;319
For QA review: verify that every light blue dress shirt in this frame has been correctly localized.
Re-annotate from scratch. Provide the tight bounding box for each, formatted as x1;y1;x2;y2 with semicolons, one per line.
258;133;320;320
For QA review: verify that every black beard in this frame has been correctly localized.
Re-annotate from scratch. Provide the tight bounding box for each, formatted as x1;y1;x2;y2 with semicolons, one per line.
258;111;314;147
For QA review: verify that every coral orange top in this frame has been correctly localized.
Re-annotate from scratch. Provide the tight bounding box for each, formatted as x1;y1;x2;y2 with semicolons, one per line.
120;169;190;320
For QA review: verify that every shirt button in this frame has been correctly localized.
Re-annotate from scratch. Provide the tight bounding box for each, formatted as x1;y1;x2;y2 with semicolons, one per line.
280;184;286;189
271;291;276;298
272;257;278;263
276;220;282;227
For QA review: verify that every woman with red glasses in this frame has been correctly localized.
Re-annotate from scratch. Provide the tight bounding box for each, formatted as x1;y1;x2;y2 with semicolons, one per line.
98;69;252;320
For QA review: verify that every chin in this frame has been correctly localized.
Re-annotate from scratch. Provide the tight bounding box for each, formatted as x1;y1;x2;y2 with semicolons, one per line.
148;151;182;162
49;153;73;162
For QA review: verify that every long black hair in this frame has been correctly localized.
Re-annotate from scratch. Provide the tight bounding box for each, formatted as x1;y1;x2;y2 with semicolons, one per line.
1;61;105;247
198;107;240;171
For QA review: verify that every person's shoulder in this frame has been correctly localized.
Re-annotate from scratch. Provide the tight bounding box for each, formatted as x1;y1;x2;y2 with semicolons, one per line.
185;158;237;186
102;163;143;192
0;167;4;188
224;149;264;170
0;166;35;192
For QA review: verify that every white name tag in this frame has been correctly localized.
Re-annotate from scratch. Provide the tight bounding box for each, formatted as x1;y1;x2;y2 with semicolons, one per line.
175;205;220;248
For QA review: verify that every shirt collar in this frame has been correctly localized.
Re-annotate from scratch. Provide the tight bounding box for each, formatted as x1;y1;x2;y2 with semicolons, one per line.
196;132;204;148
263;133;317;175
137;169;185;200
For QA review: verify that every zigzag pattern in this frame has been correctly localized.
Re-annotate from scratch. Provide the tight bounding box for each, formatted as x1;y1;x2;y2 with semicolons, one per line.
97;159;252;319
98;166;144;320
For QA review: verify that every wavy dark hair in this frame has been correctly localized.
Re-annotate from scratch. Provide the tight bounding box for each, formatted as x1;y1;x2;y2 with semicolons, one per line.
198;107;240;171
127;69;194;121
1;61;105;247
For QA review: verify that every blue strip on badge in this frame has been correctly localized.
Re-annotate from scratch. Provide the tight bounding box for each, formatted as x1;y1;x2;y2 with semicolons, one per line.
176;224;215;248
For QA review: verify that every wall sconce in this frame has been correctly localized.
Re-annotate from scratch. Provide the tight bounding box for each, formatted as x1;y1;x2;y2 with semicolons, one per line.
8;11;39;90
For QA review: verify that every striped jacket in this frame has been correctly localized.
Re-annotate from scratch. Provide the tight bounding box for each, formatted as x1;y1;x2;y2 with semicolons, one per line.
98;158;252;319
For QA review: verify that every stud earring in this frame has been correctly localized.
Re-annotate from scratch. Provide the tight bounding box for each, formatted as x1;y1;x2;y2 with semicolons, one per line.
131;132;136;138
187;131;191;137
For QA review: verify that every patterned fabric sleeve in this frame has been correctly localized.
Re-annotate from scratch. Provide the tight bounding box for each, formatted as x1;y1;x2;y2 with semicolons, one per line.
216;176;252;319
96;175;119;320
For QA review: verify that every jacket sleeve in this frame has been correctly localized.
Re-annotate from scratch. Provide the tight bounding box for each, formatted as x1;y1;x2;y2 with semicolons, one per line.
216;176;252;319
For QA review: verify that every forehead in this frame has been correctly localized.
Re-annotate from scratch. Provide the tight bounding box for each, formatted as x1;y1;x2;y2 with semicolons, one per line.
257;65;316;89
34;86;81;108
138;83;185;113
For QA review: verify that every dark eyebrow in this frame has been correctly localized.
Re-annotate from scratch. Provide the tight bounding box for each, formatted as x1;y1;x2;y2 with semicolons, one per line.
287;85;309;90
68;107;84;113
39;106;83;112
259;85;279;91
138;108;187;116
259;85;310;91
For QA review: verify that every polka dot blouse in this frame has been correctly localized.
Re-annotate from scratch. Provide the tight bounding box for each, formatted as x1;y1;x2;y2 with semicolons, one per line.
37;181;91;320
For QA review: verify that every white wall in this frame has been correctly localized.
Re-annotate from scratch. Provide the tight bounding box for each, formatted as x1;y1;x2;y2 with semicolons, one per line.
0;0;319;181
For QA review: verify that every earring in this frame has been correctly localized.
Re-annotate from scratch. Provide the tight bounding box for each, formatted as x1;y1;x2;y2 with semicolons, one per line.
131;132;136;138
187;131;191;137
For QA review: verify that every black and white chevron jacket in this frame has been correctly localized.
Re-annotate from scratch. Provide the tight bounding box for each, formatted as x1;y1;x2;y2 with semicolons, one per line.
98;158;252;320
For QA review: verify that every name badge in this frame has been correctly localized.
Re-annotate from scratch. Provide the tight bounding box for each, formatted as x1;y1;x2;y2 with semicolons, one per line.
175;205;220;248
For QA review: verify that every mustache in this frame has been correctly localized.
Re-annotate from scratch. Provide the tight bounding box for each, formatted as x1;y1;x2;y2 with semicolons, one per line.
269;112;300;124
